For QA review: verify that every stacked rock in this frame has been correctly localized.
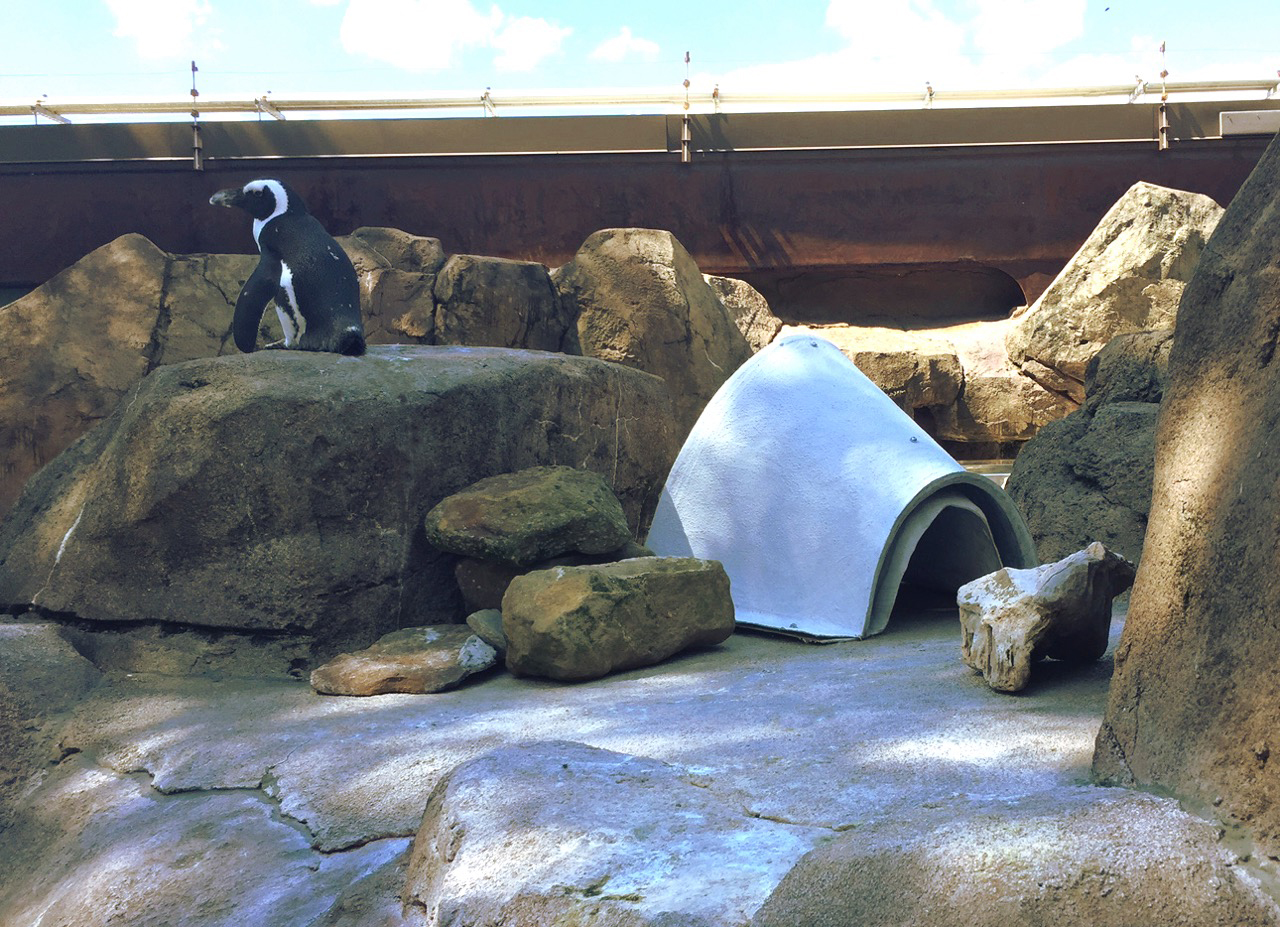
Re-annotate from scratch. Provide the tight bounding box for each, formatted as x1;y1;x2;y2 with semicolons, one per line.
425;465;735;683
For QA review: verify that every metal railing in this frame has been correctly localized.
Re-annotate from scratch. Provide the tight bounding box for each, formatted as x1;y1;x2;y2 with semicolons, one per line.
4;78;1278;124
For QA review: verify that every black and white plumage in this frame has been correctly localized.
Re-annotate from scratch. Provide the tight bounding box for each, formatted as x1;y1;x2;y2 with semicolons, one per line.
209;178;366;356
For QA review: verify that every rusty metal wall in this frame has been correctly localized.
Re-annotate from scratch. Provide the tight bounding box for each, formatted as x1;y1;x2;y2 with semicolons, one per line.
0;104;1274;298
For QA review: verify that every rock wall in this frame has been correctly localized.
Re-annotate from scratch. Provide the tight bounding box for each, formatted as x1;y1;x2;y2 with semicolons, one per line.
1093;131;1280;857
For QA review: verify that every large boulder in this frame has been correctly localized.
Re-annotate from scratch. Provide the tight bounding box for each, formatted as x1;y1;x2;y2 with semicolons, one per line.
0;346;679;668
432;254;572;352
405;741;812;927
1008;329;1172;563
0;234;255;519
779;324;962;412
1093;132;1280;857
752;788;1280;927
553;228;754;438
1006;181;1222;401
337;226;446;345
501;557;735;681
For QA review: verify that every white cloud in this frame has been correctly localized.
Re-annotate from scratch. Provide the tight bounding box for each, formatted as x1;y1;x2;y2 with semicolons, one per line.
968;0;1086;58
711;0;1100;94
492;16;571;72
340;0;502;70
339;0;567;73
590;26;660;64
103;0;211;59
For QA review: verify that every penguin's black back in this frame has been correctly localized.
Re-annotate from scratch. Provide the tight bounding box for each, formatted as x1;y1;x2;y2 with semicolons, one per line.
258;206;365;356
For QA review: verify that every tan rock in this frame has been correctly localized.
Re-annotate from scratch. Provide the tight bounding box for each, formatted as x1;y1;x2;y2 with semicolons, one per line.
501;557;735;681
453;539;654;613
338;226;446;346
705;273;784;352
554;228;753;438
780;324;962;411
310;626;497;696
1006;181;1223;386
341;227;446;275
958;542;1135;693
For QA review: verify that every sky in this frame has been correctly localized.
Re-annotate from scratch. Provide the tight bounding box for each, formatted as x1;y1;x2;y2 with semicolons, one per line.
2;0;1278;120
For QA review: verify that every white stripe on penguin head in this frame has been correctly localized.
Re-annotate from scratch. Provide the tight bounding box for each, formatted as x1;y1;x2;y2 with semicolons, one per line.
246;179;289;248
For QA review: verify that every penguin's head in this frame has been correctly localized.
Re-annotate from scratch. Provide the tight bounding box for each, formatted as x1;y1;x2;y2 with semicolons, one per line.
209;178;302;220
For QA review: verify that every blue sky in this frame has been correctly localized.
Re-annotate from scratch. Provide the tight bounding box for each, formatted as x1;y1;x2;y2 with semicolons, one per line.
4;0;1277;116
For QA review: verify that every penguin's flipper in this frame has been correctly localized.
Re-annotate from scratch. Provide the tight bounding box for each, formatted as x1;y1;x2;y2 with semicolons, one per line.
232;256;282;353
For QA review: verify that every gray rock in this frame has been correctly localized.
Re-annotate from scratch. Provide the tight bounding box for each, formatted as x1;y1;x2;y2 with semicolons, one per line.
1094;129;1280;857
1006;181;1222;398
310;626;497;696
752;788;1280;927
554;228;753;439
465;609;507;656
1008;330;1172;564
405;741;812;927
424;465;633;566
433;254;572;352
1081;327;1173;411
958;542;1135;692
0;346;678;669
705;274;784;352
502;557;735;681
0;755;407;927
0;619;102;717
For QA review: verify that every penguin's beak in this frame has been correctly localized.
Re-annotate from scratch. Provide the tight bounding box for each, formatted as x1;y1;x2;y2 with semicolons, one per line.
209;188;240;208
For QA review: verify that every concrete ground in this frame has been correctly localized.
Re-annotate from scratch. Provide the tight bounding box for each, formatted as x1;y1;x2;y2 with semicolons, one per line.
3;598;1232;926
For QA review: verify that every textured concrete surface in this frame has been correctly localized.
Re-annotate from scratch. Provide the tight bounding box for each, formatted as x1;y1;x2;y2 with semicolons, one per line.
3;601;1273;924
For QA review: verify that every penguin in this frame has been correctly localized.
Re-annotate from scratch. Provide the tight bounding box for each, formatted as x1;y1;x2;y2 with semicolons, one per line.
209;178;366;356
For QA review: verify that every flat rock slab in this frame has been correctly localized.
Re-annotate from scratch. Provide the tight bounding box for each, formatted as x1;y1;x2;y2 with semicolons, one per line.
310;626;498;696
405;741;813;926
0;619;102;717
0;755;405;927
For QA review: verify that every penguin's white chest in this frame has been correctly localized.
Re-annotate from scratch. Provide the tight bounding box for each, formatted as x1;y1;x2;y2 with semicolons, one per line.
275;261;306;347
